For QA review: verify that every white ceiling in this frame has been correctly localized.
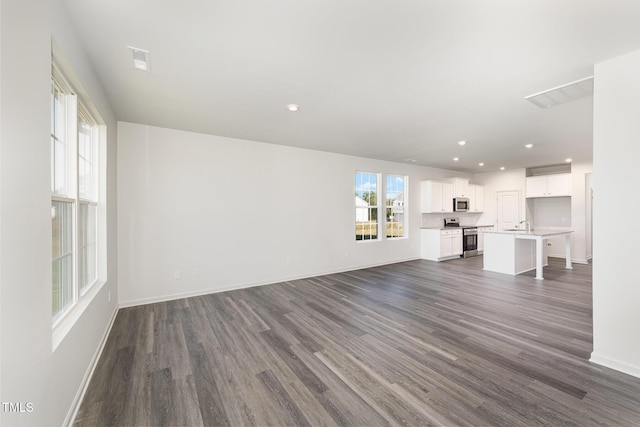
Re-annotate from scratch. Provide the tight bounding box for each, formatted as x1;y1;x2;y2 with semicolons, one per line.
62;0;640;173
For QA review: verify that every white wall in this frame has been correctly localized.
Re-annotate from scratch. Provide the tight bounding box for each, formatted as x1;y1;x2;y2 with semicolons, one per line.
570;163;593;263
529;197;571;258
585;173;593;259
472;168;527;228
0;1;118;426
591;49;640;377
117;122;456;305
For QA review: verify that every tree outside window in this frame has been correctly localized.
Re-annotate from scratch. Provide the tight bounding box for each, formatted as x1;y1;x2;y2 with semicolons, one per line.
386;175;407;238
355;172;380;240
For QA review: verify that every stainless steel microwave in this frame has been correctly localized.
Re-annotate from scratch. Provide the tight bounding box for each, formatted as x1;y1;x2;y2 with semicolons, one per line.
453;197;469;212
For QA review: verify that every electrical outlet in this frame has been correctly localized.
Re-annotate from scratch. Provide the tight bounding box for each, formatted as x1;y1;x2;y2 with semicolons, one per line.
174;270;181;280
194;268;200;277
286;256;292;265
108;290;111;303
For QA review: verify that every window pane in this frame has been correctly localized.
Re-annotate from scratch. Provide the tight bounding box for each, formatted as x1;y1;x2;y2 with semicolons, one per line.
52;85;66;142
78;123;87;158
386;175;406;238
53;138;67;194
52;200;73;257
79;157;89;199
78;117;95;200
355;171;379;241
52;82;68;195
79;203;97;292
52;255;74;320
51;85;56;135
52;200;74;319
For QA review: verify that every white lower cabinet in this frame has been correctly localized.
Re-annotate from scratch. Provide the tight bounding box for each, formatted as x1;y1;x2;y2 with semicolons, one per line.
477;226;494;253
441;231;463;257
421;229;463;261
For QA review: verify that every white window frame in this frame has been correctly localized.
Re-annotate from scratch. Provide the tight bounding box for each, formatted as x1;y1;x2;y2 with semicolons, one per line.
77;106;99;295
355;171;381;241
51;70;78;323
385;174;408;239
51;62;106;347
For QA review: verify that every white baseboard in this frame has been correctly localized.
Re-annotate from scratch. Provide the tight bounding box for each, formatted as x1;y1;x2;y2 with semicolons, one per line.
590;352;640;379
571;257;589;264
119;257;420;308
549;255;590;265
64;306;119;426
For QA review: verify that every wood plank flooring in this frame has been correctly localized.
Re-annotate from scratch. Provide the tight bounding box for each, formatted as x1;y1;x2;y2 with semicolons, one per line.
74;257;640;426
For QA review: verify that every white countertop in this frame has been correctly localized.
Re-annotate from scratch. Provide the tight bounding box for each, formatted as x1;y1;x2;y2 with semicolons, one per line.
484;228;573;238
483;228;574;279
421;224;494;230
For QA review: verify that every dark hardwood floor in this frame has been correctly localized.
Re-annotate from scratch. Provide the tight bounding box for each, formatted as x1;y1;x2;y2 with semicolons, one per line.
74;256;640;426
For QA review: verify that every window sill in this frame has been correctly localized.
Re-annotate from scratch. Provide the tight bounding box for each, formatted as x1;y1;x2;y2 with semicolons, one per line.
52;279;107;351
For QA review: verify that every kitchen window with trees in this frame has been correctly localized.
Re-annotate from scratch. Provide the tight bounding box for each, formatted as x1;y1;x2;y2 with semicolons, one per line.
355;171;380;240
51;64;105;328
386;175;407;238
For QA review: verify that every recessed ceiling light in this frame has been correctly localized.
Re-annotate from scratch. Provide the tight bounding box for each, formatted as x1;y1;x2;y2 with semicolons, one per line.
127;46;150;72
453;157;459;162
286;104;299;112
405;158;417;163
478;162;484;167
565;158;572;163
525;144;533;148
500;166;506;170
458;140;466;146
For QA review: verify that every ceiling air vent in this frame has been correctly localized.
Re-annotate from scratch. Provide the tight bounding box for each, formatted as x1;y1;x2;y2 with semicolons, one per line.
127;46;150;72
525;76;593;109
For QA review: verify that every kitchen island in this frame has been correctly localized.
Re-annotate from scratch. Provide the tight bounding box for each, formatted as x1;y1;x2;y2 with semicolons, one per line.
483;229;573;280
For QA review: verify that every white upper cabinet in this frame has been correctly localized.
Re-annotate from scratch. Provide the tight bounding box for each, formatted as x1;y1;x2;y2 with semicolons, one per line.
526;173;572;198
421;180;454;213
449;178;470;198
468;184;484;212
526;176;548;197
422;179;483;212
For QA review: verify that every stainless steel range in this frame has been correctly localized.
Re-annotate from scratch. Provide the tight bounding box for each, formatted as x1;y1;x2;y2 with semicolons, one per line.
444;218;478;258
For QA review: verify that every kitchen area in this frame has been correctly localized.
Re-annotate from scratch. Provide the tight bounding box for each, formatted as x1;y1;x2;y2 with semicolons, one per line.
419;166;590;280
419;176;494;262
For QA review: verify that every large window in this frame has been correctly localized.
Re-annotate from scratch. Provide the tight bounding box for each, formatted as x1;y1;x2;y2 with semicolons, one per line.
355;171;380;240
51;65;102;324
386;175;407;238
355;172;408;241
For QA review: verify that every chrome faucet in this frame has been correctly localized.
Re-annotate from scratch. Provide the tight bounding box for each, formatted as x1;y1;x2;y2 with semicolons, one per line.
519;220;531;232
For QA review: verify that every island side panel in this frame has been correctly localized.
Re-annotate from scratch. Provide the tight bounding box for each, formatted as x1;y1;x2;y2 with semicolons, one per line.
420;229;441;261
514;238;538;275
483;232;517;275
